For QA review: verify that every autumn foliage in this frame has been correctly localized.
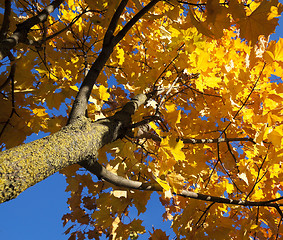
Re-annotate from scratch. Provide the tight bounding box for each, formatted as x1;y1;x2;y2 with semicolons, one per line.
1;0;283;239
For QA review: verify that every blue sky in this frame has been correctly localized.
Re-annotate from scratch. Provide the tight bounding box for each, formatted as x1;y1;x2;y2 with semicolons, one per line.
0;8;283;240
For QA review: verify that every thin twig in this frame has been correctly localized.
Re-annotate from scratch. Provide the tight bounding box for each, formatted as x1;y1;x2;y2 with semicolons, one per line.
155;71;183;114
195;202;215;229
153;43;185;88
0;61;17;138
220;63;266;137
275;216;283;240
205;143;220;188
245;154;267;200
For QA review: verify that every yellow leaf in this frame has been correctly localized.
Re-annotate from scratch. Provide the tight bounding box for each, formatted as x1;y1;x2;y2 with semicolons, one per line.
99;85;109;100
155;177;171;191
223;179;234;194
33;108;48;117
149;122;162;136
205;76;222;88
169;138;185;161
253;188;264;200
165;102;175;112
226;182;234;194
168;25;180;38
117;47;125;65
273;38;283;62
270;164;280;178
70;56;79;63
175;110;181;125
128;219;146;234
268;125;283;148
189;9;214;38
162;136;186;161
206;0;230;38
167;172;185;193
165;71;172;77
93;85;110;101
243;108;254;123
263;97;279;113
36;68;49;75
263;50;275;64
250;224;258;230
70;85;79;91
150;229;169;240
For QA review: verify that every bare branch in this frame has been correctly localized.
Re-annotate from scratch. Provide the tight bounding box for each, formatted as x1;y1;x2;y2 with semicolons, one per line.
155;71;183;114
68;0;129;123
204;142;220;188
42;9;94;44
223;132;238;165
131;115;161;129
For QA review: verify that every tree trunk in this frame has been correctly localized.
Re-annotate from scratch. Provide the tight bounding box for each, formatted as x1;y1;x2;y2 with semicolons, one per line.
0;94;146;203
0;117;104;202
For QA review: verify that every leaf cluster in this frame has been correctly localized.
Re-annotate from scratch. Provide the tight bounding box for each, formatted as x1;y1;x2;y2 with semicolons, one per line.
1;0;283;239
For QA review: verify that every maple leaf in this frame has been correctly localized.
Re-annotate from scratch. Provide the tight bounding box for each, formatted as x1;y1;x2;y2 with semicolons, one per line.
236;0;283;44
149;228;169;240
264;38;283;63
205;0;230;38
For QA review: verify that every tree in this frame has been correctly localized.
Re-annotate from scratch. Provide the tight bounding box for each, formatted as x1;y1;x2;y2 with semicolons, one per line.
0;0;283;238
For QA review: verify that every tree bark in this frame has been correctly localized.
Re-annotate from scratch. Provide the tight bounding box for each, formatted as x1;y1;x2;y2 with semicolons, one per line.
0;94;147;203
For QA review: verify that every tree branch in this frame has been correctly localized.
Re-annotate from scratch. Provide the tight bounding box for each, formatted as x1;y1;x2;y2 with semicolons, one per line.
104;0;129;46
39;9;94;45
67;0;129;123
181;137;255;144
178;1;206;6
0;94;147;203
113;0;160;45
82;160;283;218
0;0;64;61
68;0;160;123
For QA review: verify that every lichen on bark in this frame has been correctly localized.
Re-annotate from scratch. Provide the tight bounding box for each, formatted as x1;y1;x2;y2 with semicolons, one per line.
0;94;148;203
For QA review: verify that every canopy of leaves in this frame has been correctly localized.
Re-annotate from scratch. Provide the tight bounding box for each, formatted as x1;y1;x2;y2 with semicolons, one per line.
1;0;283;239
